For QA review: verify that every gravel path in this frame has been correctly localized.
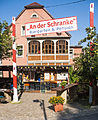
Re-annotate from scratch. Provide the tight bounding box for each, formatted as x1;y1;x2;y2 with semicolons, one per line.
0;92;98;120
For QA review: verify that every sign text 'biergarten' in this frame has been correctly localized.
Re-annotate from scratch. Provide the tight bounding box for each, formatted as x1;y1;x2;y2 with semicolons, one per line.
25;16;77;36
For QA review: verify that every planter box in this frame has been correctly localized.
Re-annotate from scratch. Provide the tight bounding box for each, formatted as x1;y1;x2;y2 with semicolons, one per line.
54;103;63;112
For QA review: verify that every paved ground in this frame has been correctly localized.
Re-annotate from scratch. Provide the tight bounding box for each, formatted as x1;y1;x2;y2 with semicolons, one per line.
0;92;98;120
69;113;98;120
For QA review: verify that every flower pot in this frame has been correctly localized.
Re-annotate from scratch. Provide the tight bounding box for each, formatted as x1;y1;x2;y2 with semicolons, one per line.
54;103;63;112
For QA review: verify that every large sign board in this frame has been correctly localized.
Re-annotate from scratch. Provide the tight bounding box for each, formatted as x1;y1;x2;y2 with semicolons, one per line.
25;16;77;36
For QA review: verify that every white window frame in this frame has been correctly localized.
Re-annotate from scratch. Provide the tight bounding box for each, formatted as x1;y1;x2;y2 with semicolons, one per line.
16;44;24;58
21;25;25;36
70;48;74;59
0;59;1;65
0;71;2;78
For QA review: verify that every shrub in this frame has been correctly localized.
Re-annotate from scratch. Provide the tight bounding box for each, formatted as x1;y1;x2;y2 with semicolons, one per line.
60;81;67;87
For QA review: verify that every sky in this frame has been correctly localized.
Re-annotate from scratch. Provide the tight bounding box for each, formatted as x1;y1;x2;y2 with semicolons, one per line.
0;0;98;46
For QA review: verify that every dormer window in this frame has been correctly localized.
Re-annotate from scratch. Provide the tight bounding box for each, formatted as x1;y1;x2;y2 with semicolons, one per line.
31;13;38;18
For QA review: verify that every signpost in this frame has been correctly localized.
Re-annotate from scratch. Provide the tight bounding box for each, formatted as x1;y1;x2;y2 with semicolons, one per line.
25;16;77;36
12;17;18;102
89;3;94;105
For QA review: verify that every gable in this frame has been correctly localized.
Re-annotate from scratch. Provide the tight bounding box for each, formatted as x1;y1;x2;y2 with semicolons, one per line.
15;3;71;38
16;8;53;24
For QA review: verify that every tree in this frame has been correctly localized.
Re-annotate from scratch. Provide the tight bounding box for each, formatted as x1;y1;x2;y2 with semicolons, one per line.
74;27;98;85
69;67;80;84
0;20;12;60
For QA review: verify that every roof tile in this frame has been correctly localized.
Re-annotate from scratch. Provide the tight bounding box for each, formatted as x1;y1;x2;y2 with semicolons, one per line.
24;2;44;9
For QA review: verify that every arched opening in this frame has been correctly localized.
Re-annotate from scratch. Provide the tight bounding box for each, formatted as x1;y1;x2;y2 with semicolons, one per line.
29;41;40;54
42;40;54;54
56;40;68;53
31;13;38;18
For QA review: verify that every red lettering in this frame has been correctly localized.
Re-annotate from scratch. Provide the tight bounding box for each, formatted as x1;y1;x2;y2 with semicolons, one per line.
30;25;33;29
66;20;70;24
37;23;41;28
56;22;59;26
27;25;36;31
51;22;54;27
70;20;73;24
62;21;66;25
47;19;75;27
47;22;51;27
41;24;46;28
37;23;46;28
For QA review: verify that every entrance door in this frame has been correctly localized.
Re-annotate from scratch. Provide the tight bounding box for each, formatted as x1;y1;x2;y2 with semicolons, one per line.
35;72;40;81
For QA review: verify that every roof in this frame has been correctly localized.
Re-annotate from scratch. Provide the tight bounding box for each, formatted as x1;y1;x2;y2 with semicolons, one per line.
24;2;44;9
15;2;53;21
70;46;82;48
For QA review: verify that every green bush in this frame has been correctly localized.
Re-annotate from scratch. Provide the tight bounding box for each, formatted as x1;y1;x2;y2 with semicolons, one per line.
60;81;67;87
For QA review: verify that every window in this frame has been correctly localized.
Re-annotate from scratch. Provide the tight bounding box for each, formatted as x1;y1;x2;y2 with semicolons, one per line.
21;26;25;36
0;59;1;64
66;41;68;53
0;71;2;78
29;41;40;54
56;40;68;54
31;13;38;18
42;40;54;54
70;49;73;59
56;40;65;54
17;45;23;57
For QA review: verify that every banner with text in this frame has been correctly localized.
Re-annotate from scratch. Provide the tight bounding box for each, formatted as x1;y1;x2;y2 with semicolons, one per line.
25;16;77;36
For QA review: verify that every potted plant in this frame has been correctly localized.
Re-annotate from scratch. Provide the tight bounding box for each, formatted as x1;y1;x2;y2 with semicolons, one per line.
49;96;65;112
60;81;67;88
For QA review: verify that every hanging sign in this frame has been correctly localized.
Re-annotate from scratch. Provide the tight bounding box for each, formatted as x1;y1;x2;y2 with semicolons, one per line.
57;73;68;80
45;73;50;80
25;16;77;36
51;73;54;81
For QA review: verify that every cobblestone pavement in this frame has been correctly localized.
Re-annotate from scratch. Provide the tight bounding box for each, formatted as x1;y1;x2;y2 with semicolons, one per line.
0;92;98;120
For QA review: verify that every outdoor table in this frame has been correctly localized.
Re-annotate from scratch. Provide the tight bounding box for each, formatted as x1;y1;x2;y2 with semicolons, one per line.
51;83;78;104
